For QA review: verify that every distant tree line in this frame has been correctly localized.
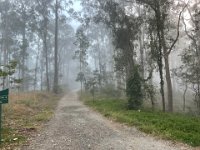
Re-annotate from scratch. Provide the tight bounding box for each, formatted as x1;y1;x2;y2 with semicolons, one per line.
0;0;76;93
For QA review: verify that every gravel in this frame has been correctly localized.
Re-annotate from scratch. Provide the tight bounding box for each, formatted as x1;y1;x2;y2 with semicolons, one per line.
22;92;195;150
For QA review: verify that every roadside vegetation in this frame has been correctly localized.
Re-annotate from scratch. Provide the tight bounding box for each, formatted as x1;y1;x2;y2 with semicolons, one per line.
0;92;62;150
82;93;200;147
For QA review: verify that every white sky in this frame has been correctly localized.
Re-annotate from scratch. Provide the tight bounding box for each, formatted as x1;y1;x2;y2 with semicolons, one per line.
70;0;82;30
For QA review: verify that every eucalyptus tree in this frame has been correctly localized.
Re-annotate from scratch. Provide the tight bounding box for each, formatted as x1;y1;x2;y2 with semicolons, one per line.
58;23;76;87
53;0;59;93
34;0;53;91
12;0;34;91
74;27;89;94
53;0;74;93
0;0;32;90
86;23;115;89
0;61;17;90
132;0;187;112
93;1;141;81
146;9;166;111
0;0;15;88
81;0;146;109
179;1;200;112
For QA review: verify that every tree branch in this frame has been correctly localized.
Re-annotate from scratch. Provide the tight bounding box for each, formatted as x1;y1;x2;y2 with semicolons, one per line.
182;17;197;45
166;4;187;55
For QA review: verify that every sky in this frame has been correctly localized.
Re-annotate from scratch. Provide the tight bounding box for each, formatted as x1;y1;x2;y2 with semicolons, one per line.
70;0;82;30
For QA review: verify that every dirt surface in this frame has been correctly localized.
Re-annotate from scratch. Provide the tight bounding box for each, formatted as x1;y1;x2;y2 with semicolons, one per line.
22;92;195;150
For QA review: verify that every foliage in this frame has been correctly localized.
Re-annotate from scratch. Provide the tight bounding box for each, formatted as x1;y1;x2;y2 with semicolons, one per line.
176;6;200;112
74;27;90;92
0;61;18;88
76;72;85;83
0;61;17;78
0;0;76;92
143;82;156;109
84;70;99;95
126;66;143;110
100;1;140;76
85;98;200;147
74;27;90;53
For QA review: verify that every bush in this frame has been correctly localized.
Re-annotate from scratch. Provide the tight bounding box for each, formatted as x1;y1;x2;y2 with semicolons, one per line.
126;66;143;110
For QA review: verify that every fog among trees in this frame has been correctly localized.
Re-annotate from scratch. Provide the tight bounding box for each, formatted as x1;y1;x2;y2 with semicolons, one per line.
0;0;200;114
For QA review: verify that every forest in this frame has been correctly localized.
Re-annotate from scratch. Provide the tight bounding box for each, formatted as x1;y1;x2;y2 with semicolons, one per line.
1;0;200;112
0;0;200;148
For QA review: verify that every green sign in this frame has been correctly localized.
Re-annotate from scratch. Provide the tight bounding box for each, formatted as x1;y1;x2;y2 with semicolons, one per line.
0;89;9;144
0;89;9;104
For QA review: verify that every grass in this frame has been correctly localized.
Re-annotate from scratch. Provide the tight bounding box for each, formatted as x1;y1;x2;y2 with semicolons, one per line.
0;91;62;149
83;96;200;147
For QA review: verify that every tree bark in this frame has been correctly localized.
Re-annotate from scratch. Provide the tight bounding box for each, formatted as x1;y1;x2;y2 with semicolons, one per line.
155;5;166;112
43;17;50;91
22;24;26;91
183;83;187;112
80;49;83;95
138;5;145;80
160;24;173;112
34;40;40;91
53;0;59;93
164;54;173;112
159;3;186;112
40;57;43;91
21;6;27;91
158;57;165;112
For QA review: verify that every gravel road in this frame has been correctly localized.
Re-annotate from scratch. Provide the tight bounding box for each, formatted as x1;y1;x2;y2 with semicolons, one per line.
22;92;195;150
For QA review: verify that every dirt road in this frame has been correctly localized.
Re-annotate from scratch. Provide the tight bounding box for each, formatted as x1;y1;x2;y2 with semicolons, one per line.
22;92;194;150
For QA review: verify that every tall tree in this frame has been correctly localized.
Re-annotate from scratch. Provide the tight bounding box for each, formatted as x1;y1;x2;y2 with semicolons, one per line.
53;0;59;93
135;0;186;112
35;0;53;91
74;27;89;94
178;1;200;112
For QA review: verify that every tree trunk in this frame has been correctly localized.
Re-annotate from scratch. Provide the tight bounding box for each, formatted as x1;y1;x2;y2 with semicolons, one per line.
80;49;83;95
138;5;145;79
155;6;166;112
21;8;27;91
164;54;173;112
40;51;44;91
160;25;173;112
158;58;165;112
53;0;59;93
34;40;40;91
183;82;187;112
149;78;155;110
43;17;50;91
98;43;102;88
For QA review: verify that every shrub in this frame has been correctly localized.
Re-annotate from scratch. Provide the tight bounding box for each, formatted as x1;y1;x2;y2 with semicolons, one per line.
126;66;143;110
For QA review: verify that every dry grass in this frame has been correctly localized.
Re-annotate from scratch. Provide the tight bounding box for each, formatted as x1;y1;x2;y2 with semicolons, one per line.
0;91;62;150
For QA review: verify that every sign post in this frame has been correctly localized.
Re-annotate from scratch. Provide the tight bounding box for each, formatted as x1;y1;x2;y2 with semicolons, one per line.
0;89;9;144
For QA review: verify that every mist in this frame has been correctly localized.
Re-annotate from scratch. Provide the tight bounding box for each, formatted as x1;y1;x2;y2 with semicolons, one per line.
0;0;200;113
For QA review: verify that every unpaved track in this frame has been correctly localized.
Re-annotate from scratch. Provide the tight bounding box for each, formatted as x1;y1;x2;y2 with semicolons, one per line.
22;92;194;150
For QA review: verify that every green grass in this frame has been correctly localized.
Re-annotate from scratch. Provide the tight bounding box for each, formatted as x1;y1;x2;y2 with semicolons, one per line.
84;98;200;147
